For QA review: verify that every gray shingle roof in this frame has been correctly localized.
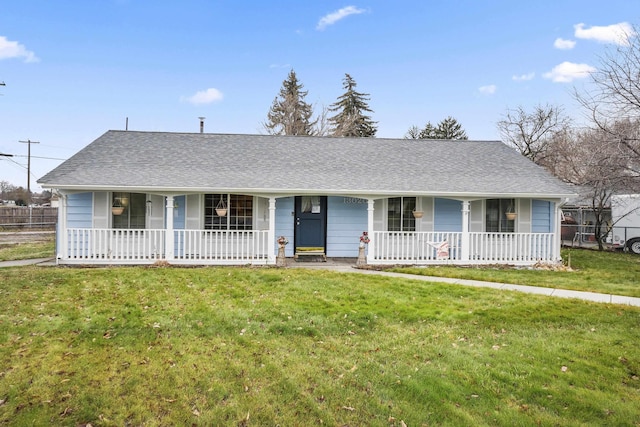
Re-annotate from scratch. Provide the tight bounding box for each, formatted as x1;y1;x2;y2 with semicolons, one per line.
38;130;574;198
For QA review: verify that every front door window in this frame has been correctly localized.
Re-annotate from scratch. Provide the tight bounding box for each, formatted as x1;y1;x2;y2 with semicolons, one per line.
300;196;321;214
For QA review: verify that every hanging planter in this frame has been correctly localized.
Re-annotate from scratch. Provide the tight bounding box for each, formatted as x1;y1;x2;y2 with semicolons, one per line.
505;202;516;220
112;196;125;215
215;195;228;217
412;209;424;219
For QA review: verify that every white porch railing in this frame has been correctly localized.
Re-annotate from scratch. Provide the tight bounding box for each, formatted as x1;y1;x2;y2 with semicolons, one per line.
469;232;556;264
371;231;557;265
174;230;269;264
372;231;463;263
62;228;270;264
62;229;556;266
64;228;166;262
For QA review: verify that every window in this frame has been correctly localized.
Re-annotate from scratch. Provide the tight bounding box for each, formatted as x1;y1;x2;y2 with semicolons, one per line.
486;199;515;232
300;196;321;213
112;192;146;229
205;194;253;230
388;197;416;231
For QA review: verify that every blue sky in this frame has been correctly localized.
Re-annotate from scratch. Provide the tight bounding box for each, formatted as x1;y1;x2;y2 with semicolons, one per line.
1;1;638;190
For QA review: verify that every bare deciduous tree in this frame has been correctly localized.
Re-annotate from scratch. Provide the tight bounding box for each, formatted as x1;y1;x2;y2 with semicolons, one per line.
574;24;640;176
313;104;331;137
497;104;571;164
545;126;637;249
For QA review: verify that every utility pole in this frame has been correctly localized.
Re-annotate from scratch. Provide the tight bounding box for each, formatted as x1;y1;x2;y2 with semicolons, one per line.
19;139;40;205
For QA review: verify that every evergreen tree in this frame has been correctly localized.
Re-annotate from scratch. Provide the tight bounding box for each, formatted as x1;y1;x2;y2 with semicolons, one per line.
405;116;468;140
264;70;317;136
437;116;468;140
328;74;377;137
420;122;438;139
404;125;422;139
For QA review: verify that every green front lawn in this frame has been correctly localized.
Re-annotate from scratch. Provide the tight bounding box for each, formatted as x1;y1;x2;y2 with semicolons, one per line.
0;234;55;261
392;248;640;298
1;237;638;297
1;266;638;426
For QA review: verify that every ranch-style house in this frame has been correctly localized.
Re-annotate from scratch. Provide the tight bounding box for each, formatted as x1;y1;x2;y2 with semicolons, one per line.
38;131;575;266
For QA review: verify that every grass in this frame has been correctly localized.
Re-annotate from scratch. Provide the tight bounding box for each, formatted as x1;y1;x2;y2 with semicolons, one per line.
0;234;55;261
0;266;639;426
0;236;638;298
391;248;640;298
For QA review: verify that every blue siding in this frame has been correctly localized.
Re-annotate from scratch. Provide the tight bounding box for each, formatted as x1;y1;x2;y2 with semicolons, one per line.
64;193;93;258
173;195;186;229
532;200;553;233
327;196;368;257
434;198;462;232
275;197;295;256
67;192;93;228
173;196;186;257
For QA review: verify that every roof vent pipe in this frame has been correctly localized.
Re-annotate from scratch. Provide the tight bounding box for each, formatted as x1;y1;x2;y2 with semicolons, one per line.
199;117;205;134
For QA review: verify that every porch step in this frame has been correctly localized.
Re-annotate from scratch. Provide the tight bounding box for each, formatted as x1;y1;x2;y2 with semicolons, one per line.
294;251;327;262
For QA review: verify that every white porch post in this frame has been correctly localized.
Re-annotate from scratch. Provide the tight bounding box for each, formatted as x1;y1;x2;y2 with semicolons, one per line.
554;201;562;262
268;197;277;264
366;198;375;264
461;200;470;262
165;195;174;261
59;193;68;262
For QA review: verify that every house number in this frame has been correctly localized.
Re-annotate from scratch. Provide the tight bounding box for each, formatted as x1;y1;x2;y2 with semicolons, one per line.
343;197;367;204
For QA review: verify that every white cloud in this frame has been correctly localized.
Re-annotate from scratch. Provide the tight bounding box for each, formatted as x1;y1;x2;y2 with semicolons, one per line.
478;85;496;95
181;88;224;105
554;38;576;50
543;61;596;83
574;22;636;46
512;72;535;82
316;6;366;31
0;36;39;62
269;63;291;69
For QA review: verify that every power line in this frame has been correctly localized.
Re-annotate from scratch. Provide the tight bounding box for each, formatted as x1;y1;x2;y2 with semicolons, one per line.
0;154;27;170
12;154;67;161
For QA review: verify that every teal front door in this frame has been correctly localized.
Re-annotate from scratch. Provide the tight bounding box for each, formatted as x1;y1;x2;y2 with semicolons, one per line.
295;196;327;254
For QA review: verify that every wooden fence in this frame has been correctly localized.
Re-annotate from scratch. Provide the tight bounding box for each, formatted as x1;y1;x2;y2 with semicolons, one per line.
0;206;58;229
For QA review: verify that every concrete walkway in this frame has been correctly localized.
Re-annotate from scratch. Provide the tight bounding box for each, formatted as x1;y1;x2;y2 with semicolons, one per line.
291;258;640;307
2;257;639;307
0;257;56;268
